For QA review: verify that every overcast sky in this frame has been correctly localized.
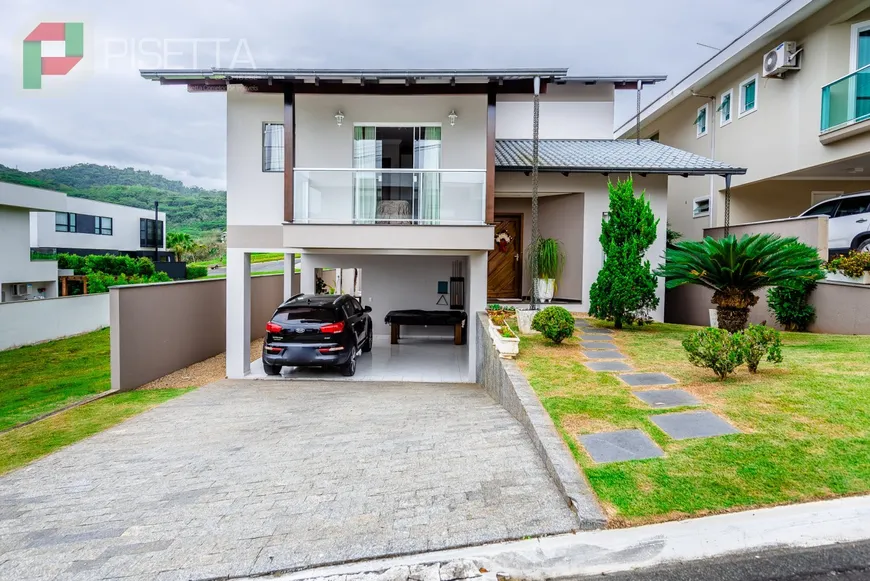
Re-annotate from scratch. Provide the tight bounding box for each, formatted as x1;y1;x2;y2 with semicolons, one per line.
0;0;783;190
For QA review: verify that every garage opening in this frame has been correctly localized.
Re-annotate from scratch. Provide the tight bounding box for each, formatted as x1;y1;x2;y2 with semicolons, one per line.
251;254;472;382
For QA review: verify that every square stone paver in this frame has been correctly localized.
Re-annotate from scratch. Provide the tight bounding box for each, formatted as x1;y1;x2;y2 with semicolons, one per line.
583;328;614;336
618;372;678;387
584;350;625;360
632;389;701;409
579;429;664;464
650;410;740;440
584;361;634;372
580;341;617;350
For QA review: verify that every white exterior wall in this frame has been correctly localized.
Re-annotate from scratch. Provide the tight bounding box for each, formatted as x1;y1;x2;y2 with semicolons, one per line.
0;207;58;302
227;91;285;227
496;84;615;139
496;173;668;321
32;198;167;251
0;294;109;351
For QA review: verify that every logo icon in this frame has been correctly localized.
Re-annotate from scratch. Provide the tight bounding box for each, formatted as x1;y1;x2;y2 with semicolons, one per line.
23;22;84;90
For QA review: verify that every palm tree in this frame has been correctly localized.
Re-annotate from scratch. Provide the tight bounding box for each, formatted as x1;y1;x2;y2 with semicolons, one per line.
657;234;824;332
166;232;194;262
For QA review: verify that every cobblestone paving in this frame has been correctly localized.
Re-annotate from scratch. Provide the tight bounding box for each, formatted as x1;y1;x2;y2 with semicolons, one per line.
0;380;576;581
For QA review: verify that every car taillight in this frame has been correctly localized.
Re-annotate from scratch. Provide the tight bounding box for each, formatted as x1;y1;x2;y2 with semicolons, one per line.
266;321;282;334
320;321;345;334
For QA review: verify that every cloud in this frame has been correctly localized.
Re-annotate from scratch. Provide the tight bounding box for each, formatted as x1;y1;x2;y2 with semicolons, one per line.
0;0;783;189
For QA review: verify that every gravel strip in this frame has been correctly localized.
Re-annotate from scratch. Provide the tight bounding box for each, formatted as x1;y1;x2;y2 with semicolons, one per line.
139;338;264;390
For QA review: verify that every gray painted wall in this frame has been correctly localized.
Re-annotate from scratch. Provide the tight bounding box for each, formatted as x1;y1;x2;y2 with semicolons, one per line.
110;275;284;391
665;281;870;335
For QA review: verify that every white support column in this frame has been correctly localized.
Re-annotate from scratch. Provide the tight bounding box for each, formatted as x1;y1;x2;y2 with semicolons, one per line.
467;250;488;378
300;253;315;294
226;248;251;379
283;253;299;300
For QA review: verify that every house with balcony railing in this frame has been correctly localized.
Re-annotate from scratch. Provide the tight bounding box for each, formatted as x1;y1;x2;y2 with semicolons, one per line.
143;67;739;379
616;0;870;245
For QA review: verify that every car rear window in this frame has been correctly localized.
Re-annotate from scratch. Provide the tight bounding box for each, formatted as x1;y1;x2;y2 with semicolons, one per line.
273;307;336;324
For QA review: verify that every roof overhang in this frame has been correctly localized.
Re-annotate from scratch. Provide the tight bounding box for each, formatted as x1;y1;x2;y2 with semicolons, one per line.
614;0;835;137
496;166;746;177
140;68;668;94
0;182;68;212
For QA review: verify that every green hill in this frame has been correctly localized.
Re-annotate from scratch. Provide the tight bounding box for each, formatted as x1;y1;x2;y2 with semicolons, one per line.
0;163;226;236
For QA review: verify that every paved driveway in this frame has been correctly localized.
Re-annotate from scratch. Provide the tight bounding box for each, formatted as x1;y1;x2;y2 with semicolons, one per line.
0;380;577;581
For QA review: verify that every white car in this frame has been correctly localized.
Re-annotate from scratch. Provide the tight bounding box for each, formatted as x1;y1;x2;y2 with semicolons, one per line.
800;192;870;254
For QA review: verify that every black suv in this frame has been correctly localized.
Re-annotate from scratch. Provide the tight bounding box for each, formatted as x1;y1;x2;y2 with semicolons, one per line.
262;294;373;377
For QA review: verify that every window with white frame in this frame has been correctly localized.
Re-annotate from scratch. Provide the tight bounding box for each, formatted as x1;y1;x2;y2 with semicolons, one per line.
850;20;870;71
694;103;708;137
738;75;758;117
693;196;710;218
718;89;733;126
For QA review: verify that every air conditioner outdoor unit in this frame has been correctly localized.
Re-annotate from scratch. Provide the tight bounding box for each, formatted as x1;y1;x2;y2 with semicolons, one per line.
13;284;28;296
763;41;800;77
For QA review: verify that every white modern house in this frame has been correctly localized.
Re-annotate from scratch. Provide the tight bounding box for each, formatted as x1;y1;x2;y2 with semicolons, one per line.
141;67;743;380
0;182;172;303
0;182;67;302
31;197;169;260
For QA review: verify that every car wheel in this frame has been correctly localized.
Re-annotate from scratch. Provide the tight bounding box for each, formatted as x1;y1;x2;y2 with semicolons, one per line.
263;362;281;376
857;238;870;253
341;349;357;377
362;326;373;353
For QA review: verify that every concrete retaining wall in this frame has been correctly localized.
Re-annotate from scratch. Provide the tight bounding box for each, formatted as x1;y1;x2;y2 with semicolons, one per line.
475;313;606;529
0;294;109;351
110;275;283;391
665;281;870;334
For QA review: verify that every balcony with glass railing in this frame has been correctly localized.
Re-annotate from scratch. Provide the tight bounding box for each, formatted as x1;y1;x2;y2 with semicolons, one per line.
820;64;870;135
293;169;487;225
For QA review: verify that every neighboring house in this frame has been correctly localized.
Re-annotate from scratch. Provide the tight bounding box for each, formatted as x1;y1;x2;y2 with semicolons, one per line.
616;0;870;244
0;182;66;302
141;67;742;378
31;197;170;261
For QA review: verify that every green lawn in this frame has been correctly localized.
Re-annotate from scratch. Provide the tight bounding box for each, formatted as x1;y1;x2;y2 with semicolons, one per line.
190;252;286;269
516;322;870;526
0;388;192;475
0;329;111;431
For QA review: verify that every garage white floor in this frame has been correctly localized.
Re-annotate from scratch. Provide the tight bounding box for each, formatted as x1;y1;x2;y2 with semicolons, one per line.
249;335;471;382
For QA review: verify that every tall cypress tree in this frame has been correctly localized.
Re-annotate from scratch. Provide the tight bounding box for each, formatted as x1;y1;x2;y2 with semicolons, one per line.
589;177;659;329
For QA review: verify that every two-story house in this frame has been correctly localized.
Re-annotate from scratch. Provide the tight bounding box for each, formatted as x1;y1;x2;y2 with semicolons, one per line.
142;67;741;379
31;197;169;261
616;0;870;246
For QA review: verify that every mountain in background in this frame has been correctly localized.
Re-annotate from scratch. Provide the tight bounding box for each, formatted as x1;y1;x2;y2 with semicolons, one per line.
0;163;226;236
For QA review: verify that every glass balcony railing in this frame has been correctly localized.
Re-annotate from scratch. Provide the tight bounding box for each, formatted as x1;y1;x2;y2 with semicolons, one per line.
293;169;486;225
820;64;870;132
30;247;57;261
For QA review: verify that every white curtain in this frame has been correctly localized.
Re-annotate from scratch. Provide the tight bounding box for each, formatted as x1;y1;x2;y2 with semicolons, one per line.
263;124;284;171
416;126;442;224
353;126;377;223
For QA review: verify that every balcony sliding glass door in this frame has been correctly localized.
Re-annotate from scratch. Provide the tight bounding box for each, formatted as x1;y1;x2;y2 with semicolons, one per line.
352;126;442;224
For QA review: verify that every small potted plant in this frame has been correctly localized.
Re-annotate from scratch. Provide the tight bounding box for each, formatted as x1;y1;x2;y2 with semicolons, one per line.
526;238;565;303
824;251;870;284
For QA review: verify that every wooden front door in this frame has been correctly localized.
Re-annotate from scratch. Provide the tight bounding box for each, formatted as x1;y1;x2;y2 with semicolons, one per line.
488;215;523;299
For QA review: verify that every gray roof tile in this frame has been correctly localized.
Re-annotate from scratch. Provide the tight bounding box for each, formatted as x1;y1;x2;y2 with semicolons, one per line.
495;139;745;175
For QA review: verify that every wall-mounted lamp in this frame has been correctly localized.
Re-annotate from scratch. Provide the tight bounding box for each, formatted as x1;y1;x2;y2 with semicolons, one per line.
335;111;345;126
447;109;458;126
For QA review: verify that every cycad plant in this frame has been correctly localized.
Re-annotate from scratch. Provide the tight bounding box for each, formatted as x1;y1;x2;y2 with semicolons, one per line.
657;234;823;332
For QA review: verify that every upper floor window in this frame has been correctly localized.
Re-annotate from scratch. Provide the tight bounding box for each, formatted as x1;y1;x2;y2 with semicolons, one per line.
140;218;164;247
850;21;870;71
55;212;76;232
738;75;758;118
693;196;710;218
695;104;708;137
96;216;113;236
718;89;733;126
263;123;284;172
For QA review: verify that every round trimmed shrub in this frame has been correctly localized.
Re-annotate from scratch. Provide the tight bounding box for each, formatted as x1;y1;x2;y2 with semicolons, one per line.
531;306;575;344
